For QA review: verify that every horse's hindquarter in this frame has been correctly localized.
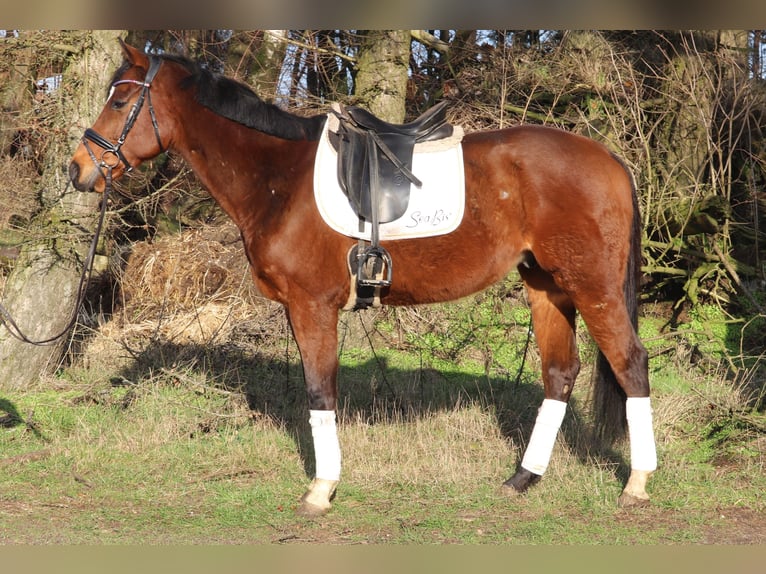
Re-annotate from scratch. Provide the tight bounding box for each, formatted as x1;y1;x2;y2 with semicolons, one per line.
381;125;635;306
500;126;636;291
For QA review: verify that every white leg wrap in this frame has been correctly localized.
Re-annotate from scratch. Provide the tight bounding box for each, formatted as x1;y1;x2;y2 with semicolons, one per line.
626;397;657;472
521;399;568;475
309;410;341;481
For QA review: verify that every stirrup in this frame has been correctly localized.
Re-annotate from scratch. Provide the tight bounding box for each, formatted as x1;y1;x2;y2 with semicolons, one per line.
357;245;392;287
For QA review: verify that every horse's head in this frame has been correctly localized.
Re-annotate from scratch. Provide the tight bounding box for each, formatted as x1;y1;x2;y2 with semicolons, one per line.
69;40;170;192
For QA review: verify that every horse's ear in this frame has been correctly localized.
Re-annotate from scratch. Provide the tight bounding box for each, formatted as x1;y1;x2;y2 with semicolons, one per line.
118;38;148;67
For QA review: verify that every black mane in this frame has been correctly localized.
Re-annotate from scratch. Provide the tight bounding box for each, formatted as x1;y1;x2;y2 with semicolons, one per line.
118;53;326;141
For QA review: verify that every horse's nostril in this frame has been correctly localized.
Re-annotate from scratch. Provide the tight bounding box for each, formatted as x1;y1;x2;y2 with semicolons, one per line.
68;161;79;184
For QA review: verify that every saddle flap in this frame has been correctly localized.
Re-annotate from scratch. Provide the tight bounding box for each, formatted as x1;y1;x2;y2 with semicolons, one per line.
336;126;415;223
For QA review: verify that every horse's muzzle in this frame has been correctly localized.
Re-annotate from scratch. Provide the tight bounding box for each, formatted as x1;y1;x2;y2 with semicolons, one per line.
68;160;101;192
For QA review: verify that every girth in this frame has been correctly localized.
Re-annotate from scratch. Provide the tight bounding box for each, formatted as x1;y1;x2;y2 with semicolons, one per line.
330;101;453;297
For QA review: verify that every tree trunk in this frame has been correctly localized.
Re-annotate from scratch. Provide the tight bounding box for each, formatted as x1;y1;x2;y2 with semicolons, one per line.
0;30;125;390
354;30;411;122
249;30;288;99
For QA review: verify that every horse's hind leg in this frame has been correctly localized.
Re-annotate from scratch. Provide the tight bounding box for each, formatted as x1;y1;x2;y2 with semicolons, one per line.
502;266;580;495
577;300;656;506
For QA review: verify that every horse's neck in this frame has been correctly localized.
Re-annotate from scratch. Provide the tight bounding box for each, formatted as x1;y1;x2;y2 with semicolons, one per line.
177;117;295;228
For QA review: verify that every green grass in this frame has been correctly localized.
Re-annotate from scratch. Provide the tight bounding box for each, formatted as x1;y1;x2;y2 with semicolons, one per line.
2;296;765;544
2;359;764;544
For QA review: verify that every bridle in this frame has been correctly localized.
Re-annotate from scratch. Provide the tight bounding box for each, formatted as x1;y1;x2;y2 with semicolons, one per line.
0;56;166;347
81;55;165;176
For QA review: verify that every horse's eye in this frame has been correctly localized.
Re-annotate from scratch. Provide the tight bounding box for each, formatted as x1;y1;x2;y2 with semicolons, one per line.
111;100;128;111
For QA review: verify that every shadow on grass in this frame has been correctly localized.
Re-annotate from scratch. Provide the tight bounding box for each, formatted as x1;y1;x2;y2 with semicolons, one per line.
0;397;22;428
0;396;47;441
109;332;633;491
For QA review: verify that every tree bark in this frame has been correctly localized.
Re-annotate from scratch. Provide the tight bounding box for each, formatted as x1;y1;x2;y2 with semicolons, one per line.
0;30;125;390
354;30;411;122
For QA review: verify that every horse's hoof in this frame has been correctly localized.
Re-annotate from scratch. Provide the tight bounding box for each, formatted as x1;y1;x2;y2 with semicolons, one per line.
617;491;650;508
500;468;541;497
499;483;524;497
295;478;338;518
296;499;331;518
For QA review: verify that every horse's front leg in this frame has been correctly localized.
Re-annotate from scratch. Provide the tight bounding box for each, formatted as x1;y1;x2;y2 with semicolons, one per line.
286;301;342;517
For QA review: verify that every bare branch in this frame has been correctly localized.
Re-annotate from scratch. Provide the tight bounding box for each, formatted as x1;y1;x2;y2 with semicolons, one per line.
410;30;449;55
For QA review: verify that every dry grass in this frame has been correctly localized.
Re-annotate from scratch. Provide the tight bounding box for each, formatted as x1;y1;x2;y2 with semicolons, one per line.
76;220;286;371
342;402;511;488
117;223;258;322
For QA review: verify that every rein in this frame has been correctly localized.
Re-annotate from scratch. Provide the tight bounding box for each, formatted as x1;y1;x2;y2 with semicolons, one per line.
0;57;164;346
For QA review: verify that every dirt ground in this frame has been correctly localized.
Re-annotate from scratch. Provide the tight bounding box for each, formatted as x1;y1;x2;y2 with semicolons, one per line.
1;490;765;545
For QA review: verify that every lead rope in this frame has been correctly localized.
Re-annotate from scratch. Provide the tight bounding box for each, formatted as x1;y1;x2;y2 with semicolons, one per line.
0;171;112;346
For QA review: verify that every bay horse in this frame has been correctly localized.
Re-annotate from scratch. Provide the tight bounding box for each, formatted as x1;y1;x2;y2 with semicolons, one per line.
69;41;657;517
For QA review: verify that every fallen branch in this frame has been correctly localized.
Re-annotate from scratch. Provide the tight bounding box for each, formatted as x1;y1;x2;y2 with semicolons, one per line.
712;243;766;315
692;388;766;435
645;239;758;277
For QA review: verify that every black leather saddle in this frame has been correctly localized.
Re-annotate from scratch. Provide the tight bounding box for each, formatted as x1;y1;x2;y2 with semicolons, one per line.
330;101;453;292
332;101;453;224
344;101;453;140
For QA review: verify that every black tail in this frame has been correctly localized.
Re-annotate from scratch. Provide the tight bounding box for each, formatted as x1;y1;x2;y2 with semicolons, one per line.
591;160;642;445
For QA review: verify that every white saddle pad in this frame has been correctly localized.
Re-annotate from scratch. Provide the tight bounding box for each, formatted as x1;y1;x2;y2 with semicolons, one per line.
313;115;466;241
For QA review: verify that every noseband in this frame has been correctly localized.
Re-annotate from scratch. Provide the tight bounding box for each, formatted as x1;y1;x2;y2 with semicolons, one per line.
82;55;165;175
